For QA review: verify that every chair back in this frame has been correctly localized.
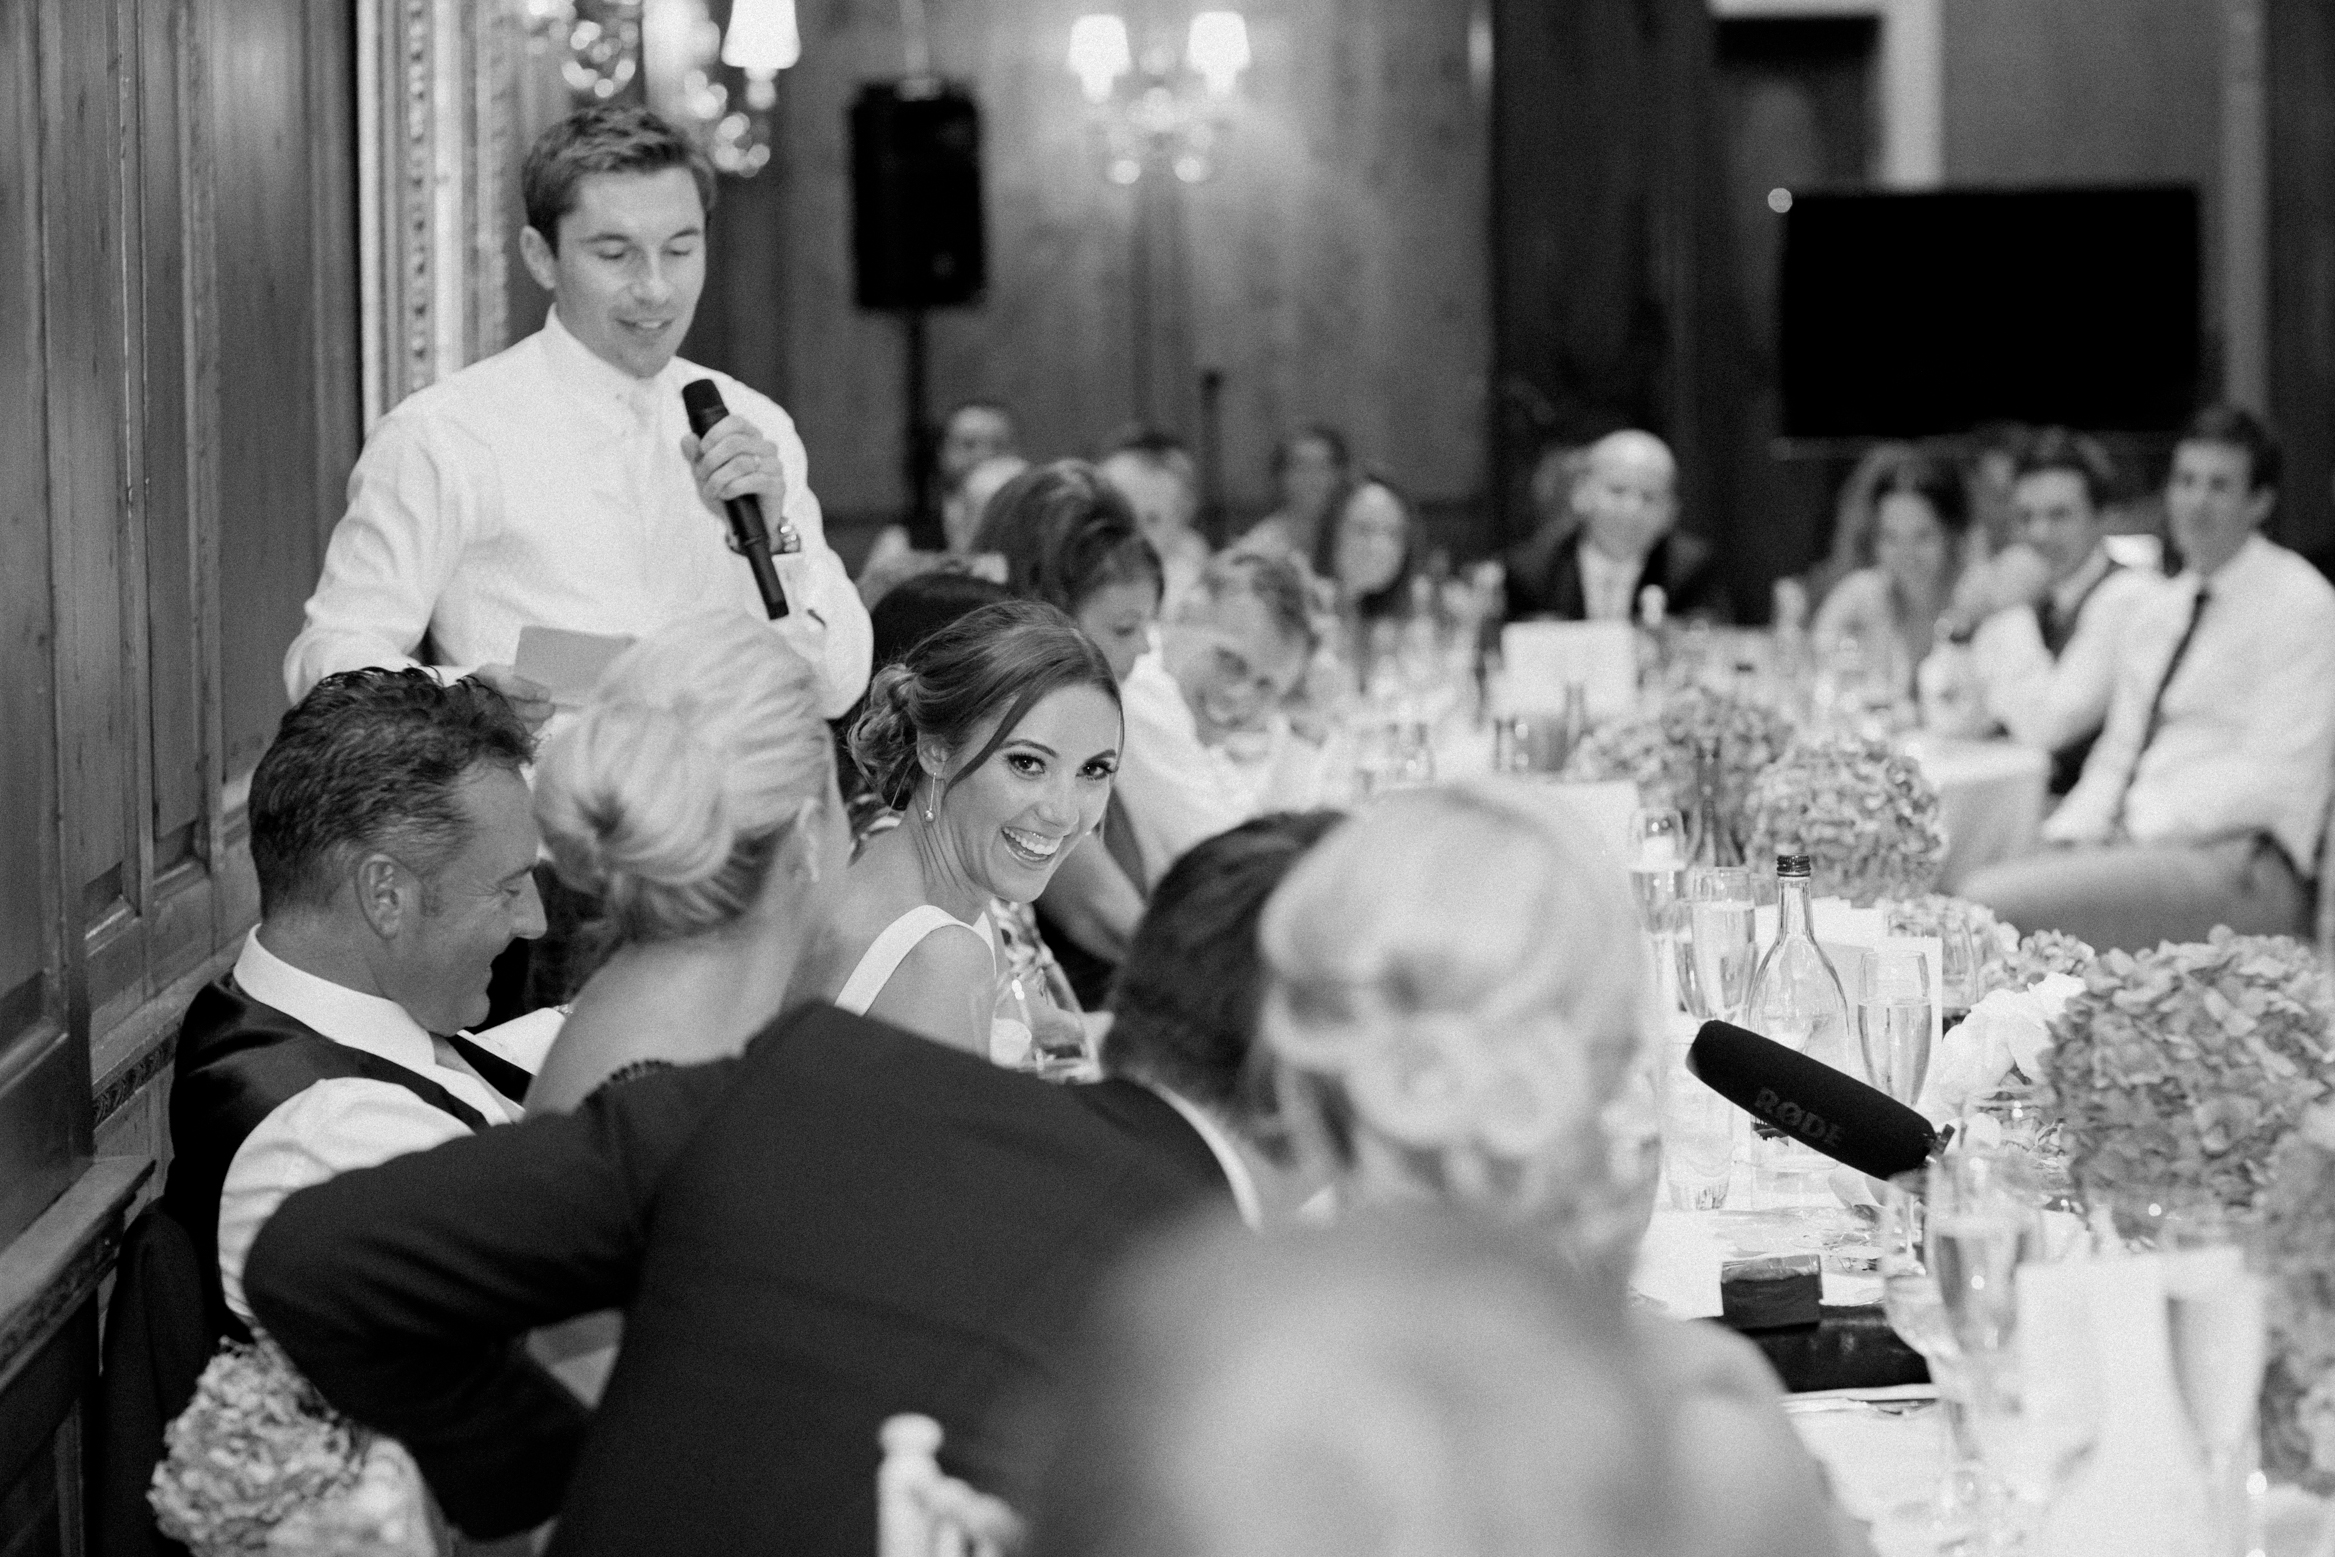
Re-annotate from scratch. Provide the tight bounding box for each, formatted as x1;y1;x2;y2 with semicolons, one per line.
876;1415;1025;1557
89;1206;213;1557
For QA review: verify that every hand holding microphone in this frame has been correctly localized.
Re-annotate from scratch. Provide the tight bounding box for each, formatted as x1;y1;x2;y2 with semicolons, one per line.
682;379;798;620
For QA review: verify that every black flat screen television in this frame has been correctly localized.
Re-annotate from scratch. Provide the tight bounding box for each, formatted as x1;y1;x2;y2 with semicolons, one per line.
1777;186;2200;439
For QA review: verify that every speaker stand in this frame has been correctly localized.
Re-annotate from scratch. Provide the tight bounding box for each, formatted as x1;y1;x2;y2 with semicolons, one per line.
901;308;942;551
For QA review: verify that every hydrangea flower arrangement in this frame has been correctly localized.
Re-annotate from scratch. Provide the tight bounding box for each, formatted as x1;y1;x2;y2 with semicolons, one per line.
2043;930;2335;1216
1740;734;1945;907
2261;1104;2335;1491
151;1340;432;1557
1563;684;1796;839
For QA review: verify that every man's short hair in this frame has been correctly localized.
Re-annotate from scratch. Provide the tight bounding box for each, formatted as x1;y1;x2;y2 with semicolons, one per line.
1103;811;1345;1150
249;669;533;918
1182;550;1318;654
1102;425;1198;487
2179;404;2283;493
2013;426;2118;512
521;103;717;250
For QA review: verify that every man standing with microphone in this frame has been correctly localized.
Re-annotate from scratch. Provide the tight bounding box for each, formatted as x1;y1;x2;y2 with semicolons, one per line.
285;103;869;727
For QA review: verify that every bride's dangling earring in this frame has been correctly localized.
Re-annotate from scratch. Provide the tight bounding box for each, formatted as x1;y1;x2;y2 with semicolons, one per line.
923;788;935;824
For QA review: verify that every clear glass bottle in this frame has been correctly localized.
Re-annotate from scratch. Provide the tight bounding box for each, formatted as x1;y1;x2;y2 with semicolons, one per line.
1557;679;1590;770
1687;736;1743;870
1746;853;1852;1071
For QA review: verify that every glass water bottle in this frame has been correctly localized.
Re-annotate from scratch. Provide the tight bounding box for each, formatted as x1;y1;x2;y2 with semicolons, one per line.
1746;853;1852;1072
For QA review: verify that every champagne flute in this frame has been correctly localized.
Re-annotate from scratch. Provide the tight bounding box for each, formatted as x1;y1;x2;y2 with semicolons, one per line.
1857;945;1934;1105
1659;1043;1735;1210
1930;1152;2039;1364
1625;808;1687;934
2162;1213;2271;1557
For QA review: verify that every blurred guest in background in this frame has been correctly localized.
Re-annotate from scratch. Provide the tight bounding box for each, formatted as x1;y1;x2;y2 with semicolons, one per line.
1240;424;1353;561
939;400;1018;495
1805;440;1919;607
285;104;868;723
525;613;839;1113
1963;419;2035;555
976;462;1167;1000
856;450;1027;612
1950;428;2163;792
1964;406;2335;950
165;670;541;1340
1317;474;1417;624
1811;445;1975;694
812;601;1121;1056
1256;781;1860;1557
1113;552;1319;884
1502;429;1729;624
1027;1214;1675;1557
1101;427;1213;612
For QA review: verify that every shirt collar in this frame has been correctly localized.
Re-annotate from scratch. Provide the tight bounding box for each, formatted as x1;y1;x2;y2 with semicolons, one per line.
539;307;677;417
233;929;441;1077
2051;545;2113;615
1144;1081;1264;1230
2182;530;2272;593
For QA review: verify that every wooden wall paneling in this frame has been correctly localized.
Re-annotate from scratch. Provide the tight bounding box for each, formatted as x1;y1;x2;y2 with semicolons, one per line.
0;0;65;1049
38;0;135;968
138;0;202;867
209;0;325;776
310;0;362;565
2266;0;2334;560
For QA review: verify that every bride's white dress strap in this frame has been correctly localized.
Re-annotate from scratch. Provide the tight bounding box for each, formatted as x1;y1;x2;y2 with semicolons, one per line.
835;905;993;1016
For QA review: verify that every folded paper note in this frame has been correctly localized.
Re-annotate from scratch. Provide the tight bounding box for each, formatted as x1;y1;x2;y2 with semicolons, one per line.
514;626;636;707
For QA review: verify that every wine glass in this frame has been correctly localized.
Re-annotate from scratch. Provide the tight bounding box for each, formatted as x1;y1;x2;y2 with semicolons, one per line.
2161;1211;2271;1557
1678;865;1757;1025
1624;808;1686;934
1857;945;1934;1105
997;972;1088;1080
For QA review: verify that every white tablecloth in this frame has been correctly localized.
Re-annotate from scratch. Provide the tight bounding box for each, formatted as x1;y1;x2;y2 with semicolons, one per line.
1901;734;2049;891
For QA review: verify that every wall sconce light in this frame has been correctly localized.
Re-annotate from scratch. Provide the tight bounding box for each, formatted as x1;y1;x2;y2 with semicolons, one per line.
1067;9;1249;184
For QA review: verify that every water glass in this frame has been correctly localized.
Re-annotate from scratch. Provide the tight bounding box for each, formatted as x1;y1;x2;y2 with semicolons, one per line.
1878;1172;1984;1544
1659;1047;1735;1210
997;972;1087;1080
1929;1151;2041;1364
1624;808;1686;935
1857;945;1934;1105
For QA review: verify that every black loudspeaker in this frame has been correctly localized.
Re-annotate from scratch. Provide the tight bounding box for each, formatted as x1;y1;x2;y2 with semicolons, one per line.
850;82;986;310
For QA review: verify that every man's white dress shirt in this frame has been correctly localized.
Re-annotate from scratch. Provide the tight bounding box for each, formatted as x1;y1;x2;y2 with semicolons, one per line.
1578;540;1645;623
2046;534;2335;867
216;932;524;1326
1114;649;1249;887
1148;1083;1264;1230
284;310;872;718
1969;548;2166;756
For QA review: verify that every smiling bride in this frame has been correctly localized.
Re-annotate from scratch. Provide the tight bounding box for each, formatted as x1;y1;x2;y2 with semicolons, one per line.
807;599;1124;1056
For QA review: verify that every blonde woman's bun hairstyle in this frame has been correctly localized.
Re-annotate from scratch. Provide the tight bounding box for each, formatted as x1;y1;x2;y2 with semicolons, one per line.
535;611;831;945
1258;780;1650;1221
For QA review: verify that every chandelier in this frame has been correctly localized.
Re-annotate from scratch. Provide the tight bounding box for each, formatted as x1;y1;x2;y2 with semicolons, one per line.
524;0;799;179
1066;10;1251;185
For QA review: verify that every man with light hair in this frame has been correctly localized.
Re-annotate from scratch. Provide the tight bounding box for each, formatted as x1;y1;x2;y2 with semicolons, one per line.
1116;550;1322;881
1503;428;1731;623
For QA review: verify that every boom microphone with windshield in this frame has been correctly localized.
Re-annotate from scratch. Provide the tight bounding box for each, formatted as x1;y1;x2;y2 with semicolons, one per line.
1686;1019;1940;1181
682;378;794;620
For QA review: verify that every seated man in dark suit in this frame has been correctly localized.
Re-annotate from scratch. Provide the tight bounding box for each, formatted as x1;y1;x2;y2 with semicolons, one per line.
240;812;1342;1557
1503;429;1731;624
163;667;543;1340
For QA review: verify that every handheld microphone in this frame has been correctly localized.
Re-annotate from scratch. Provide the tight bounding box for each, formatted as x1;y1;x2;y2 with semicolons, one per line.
1686;1020;1939;1181
681;379;793;620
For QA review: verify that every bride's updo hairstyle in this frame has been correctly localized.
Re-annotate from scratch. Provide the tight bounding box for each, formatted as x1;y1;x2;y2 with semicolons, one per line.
535;611;831;944
848;598;1120;814
1258;780;1651;1225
